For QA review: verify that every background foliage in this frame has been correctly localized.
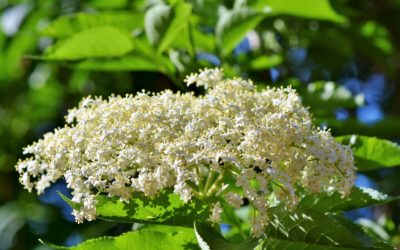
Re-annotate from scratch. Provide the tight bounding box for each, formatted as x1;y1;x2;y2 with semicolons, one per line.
0;0;400;249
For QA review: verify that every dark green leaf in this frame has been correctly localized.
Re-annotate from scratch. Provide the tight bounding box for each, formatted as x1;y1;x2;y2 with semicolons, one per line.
265;206;366;249
336;135;400;171
194;222;258;250
40;12;143;38
43;26;134;60
299;187;400;213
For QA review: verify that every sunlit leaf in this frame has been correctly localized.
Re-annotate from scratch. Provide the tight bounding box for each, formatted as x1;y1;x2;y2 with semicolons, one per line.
42;225;199;250
250;0;346;23
42;26;133;60
299;187;400;213
336;135;400;171
59;191;209;227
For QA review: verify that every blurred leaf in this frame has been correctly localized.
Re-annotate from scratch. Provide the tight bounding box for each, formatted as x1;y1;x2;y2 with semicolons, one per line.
336;135;400;171
194;222;258;250
299;187;400;213
250;0;347;23
41;12;144;38
42;225;198;249
75;53;173;73
300;81;363;110
43;26;133;60
320;117;400;139
87;0;129;9
145;2;192;54
249;54;283;70
216;8;265;56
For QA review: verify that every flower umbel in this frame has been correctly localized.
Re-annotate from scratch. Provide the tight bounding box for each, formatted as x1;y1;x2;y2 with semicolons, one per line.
16;68;356;237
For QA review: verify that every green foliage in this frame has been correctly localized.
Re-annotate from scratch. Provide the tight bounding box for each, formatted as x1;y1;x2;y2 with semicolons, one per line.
250;0;346;23
336;135;400;171
43;225;199;250
194;222;258;250
2;0;400;249
144;2;192;54
299;187;400;213
43;26;134;60
59;191;209;227
40;12;144;38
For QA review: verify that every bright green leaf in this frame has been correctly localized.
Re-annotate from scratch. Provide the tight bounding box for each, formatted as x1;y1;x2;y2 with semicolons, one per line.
336;135;400;171
42;225;199;250
249;55;283;70
82;191;209;227
250;0;346;23
40;12;143;38
299;187;400;213
43;26;134;60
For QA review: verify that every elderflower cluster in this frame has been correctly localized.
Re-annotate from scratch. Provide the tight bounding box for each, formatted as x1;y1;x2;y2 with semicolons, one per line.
16;68;356;237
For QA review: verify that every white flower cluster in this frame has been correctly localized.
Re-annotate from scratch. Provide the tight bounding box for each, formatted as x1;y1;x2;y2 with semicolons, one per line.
16;68;356;237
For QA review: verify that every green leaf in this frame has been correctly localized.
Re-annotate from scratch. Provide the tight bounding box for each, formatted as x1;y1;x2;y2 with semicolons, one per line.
43;26;134;60
75;53;173;73
262;206;386;249
144;2;192;53
299;187;400;213
258;239;360;250
216;8;266;56
249;55;283;70
250;0;346;23
42;225;199;249
95;191;208;227
336;135;400;171
194;222;258;250
300;81;364;110
40;12;143;38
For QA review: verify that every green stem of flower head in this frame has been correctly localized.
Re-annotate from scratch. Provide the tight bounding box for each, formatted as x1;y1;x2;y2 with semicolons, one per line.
207;171;225;197
203;170;216;195
270;179;289;195
196;165;205;192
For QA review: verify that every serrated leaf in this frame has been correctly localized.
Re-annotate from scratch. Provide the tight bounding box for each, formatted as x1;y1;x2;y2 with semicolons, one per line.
144;2;192;54
42;225;199;250
250;0;346;24
194;222;258;250
216;8;266;56
299;187;400;213
336;135;400;171
40;12;143;38
43;26;133;60
266;206;366;249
